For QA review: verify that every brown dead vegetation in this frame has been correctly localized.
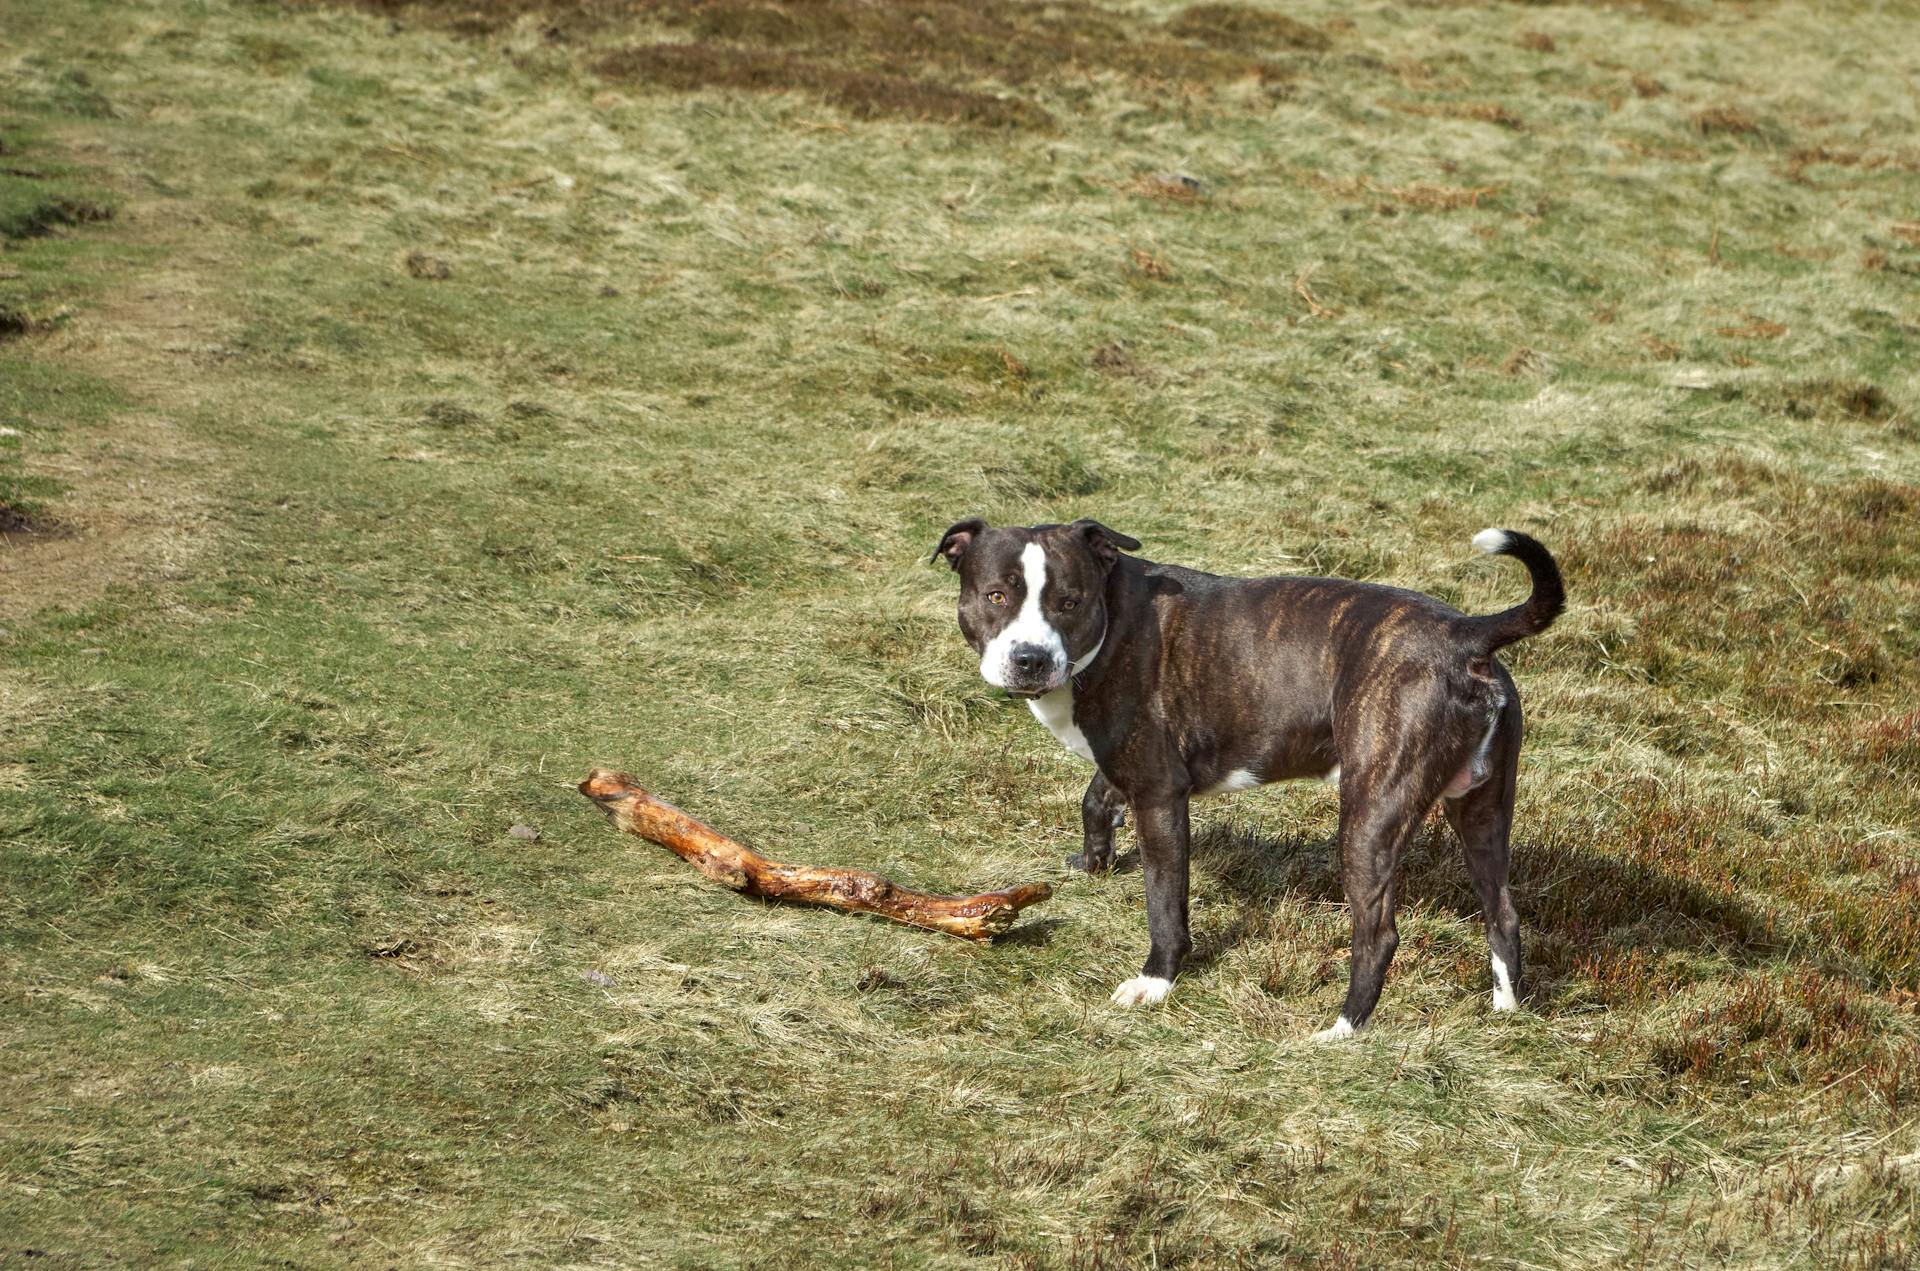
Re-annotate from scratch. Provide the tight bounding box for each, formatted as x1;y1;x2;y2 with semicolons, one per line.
1775;378;1896;422
1128;247;1174;281
1618;139;1704;162
1780;146;1861;183
1643;972;1913;1101
1128;171;1208;204
1500;346;1541;375
1714;315;1786;339
1293;168;1502;211
365;0;1303;125
628;0;1291;87
596;44;1049;127
1163;4;1330;52
1291;265;1339;319
1410;0;1701;21
403;250;452;280
1090;341;1147;378
1691;105;1760;137
1387;99;1527;130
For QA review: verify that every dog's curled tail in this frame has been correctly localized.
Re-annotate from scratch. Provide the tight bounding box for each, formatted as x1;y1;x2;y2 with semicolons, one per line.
1460;528;1565;653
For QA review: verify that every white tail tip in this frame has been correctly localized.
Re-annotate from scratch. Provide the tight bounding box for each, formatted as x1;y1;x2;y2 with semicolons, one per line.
1472;528;1511;555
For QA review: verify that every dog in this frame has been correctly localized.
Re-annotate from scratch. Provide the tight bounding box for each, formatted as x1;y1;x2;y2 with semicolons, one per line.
932;518;1563;1037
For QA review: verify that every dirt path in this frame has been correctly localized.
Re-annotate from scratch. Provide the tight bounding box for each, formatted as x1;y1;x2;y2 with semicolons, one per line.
0;168;231;622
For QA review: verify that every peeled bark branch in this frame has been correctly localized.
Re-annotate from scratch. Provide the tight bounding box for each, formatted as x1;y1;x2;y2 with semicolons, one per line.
578;769;1052;941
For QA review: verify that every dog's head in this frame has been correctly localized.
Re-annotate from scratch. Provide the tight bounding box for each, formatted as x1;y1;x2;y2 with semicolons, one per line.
931;518;1140;697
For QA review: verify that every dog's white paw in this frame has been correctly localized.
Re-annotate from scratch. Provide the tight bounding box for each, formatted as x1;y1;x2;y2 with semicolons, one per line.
1310;1016;1356;1043
1110;975;1173;1008
1490;955;1519;1012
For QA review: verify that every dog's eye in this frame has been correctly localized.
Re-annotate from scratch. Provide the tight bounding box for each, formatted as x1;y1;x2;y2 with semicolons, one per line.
1061;596;1080;611
987;590;1007;606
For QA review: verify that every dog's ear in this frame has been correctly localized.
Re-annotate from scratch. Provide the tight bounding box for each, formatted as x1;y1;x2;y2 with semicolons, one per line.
1071;519;1141;568
932;518;988;570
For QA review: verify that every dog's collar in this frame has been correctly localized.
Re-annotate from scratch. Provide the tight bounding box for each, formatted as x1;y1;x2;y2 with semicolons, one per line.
1069;626;1107;684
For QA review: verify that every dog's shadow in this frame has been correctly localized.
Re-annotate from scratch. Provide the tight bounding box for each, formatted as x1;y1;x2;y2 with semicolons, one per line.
1170;817;1778;1010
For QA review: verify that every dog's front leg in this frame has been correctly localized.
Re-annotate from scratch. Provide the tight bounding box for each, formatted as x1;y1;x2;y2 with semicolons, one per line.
1109;792;1191;1007
1069;771;1127;873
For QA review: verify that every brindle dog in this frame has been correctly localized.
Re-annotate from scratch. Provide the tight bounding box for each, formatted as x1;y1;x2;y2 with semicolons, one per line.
933;519;1563;1037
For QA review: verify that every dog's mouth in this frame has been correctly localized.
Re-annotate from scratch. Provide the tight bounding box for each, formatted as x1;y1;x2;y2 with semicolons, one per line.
984;644;1070;699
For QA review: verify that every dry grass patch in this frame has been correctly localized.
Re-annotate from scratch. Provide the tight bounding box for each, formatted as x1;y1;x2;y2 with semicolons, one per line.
1163;3;1332;52
595;43;1050;128
1293;168;1504;211
1386;99;1527;130
1692;105;1761;137
366;0;1306;125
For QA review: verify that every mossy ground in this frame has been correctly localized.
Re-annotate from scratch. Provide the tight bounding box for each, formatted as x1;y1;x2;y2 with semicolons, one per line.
3;0;1918;1265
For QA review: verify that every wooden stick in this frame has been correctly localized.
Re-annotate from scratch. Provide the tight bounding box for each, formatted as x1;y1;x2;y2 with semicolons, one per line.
578;769;1052;941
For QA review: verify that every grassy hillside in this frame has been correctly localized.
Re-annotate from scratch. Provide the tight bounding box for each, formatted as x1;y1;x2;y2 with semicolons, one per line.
3;0;1918;1264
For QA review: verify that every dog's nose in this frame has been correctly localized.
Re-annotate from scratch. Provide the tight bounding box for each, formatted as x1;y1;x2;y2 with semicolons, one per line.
1010;645;1051;677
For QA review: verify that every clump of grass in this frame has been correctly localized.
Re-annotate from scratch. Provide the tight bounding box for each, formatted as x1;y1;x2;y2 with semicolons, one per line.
0;301;31;340
1692;105;1760;136
1714;314;1786;339
1852;709;1920;768
1388;99;1527;130
403;250;452;280
1643;972;1910;1101
1129;171;1209;203
0;190;113;241
1127;246;1175;280
596;44;1050;128
0;499;61;534
1090;340;1147;378
1775;378;1897;422
1163;3;1331;52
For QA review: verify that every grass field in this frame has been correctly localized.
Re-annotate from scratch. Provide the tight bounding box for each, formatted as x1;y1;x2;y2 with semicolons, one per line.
4;0;1920;1264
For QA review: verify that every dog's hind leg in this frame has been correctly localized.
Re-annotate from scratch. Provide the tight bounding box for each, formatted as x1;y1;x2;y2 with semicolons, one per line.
1315;776;1428;1039
1444;687;1523;1012
1070;771;1127;873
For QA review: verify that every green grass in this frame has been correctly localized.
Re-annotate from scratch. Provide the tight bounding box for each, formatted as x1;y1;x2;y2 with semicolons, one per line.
3;0;1919;1264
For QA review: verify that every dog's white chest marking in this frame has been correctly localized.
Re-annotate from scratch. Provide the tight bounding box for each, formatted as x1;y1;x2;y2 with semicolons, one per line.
1028;686;1094;762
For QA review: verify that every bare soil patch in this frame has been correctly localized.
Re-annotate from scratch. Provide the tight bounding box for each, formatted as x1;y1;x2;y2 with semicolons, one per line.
0;197;224;619
0;503;66;537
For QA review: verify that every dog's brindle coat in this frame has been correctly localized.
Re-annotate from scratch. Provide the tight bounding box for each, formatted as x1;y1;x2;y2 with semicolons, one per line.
934;519;1564;1036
